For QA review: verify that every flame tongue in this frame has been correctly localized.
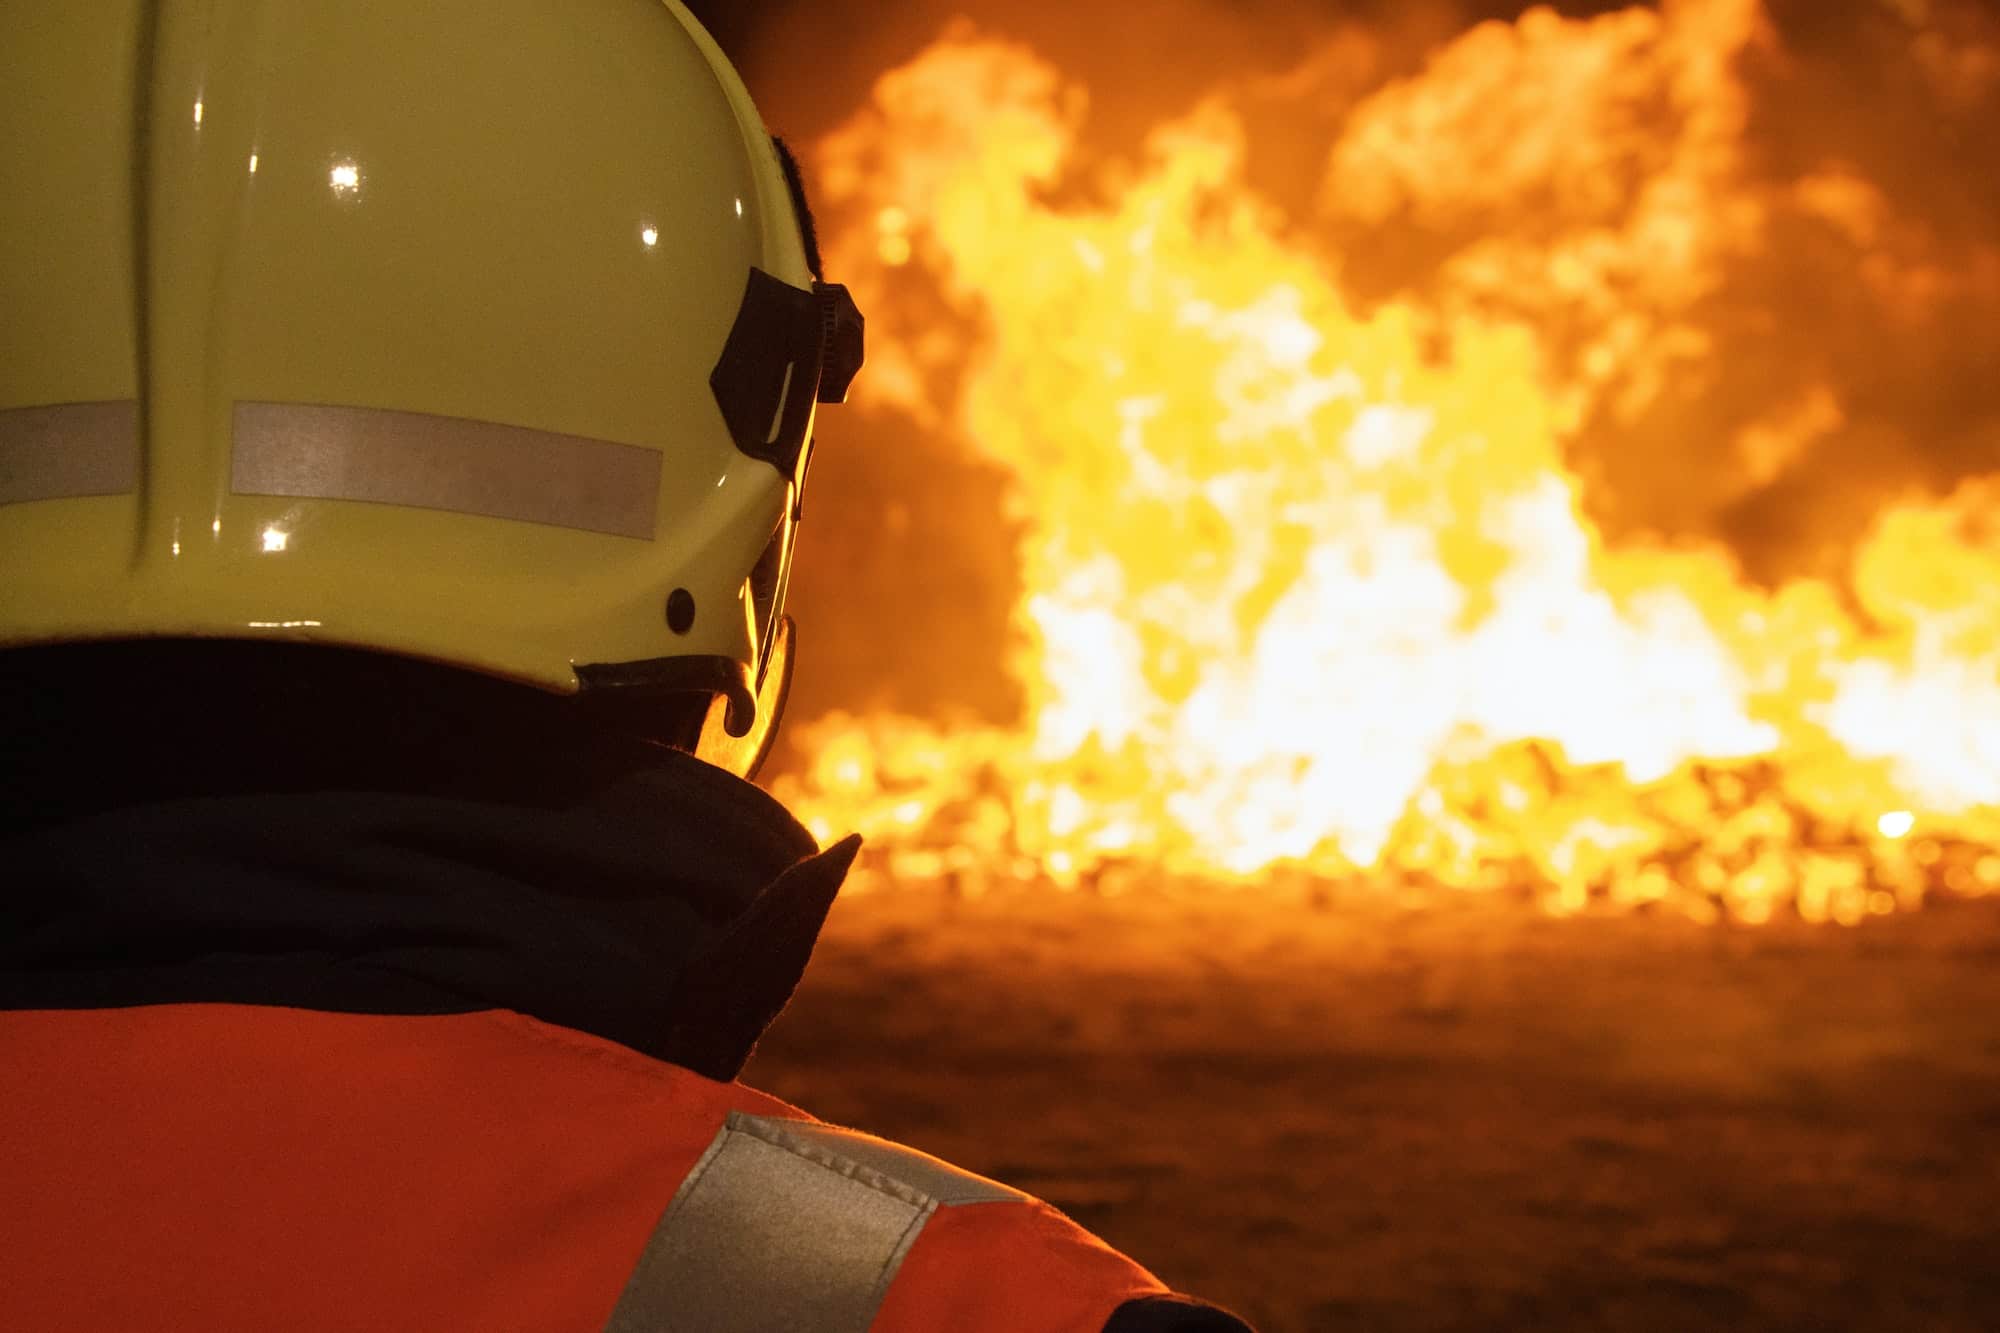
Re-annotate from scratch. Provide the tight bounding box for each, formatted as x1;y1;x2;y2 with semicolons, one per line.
775;0;2000;922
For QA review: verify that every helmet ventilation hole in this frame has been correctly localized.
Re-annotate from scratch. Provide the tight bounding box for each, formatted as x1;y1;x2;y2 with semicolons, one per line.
666;589;697;635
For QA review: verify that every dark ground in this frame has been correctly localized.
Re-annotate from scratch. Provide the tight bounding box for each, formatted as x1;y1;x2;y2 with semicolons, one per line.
747;889;2000;1332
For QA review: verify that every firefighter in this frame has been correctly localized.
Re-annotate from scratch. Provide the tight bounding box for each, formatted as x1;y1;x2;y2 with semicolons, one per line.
0;3;1253;1330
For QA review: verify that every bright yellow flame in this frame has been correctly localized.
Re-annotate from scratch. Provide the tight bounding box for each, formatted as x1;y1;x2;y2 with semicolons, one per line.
877;207;914;265
641;225;660;248
329;162;360;194
776;3;2000;919
1877;811;1917;840
261;527;289;554
192;99;203;127
248;152;259;174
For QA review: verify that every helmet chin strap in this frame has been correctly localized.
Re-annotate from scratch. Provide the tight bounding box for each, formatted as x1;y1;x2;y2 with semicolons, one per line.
695;616;795;782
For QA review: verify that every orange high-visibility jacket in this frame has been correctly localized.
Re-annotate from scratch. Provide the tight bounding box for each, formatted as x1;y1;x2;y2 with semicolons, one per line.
0;771;1251;1331
1;1003;1191;1332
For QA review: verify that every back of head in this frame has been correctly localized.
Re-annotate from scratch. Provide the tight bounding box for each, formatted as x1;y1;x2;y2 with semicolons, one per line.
0;1;864;799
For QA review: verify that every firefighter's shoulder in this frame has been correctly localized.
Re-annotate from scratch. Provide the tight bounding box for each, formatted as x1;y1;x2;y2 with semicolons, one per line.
608;1109;1255;1331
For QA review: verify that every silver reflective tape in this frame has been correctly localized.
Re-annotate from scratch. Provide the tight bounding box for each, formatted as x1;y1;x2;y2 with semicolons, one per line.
605;1113;957;1333
771;1119;1028;1207
232;402;661;539
0;401;139;506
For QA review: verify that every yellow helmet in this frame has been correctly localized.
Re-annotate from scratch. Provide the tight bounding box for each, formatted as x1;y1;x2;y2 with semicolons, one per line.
0;1;863;779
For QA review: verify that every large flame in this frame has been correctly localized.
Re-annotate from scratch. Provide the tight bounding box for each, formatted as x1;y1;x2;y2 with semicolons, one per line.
773;0;2000;922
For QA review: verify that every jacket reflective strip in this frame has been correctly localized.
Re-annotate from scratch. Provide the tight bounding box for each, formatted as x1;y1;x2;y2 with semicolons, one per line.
231;401;663;539
0;401;138;506
604;1112;1022;1333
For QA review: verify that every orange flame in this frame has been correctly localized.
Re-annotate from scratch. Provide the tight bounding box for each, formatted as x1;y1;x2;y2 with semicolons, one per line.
774;0;2000;922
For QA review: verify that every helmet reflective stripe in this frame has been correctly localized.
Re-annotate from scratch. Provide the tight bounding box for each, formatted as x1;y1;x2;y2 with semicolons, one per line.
0;403;139;506
231;403;663;541
606;1112;1023;1333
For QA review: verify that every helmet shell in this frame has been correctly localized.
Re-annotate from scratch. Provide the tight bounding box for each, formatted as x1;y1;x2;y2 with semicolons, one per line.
0;0;817;705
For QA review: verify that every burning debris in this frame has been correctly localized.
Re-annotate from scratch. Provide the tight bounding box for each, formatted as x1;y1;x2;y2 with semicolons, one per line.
761;0;2000;921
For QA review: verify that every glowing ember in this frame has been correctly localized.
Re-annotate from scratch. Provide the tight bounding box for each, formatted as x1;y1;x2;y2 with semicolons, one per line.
772;0;2000;922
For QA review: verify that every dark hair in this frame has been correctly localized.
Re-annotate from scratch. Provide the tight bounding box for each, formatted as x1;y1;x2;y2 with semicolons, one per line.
0;640;703;836
772;136;824;281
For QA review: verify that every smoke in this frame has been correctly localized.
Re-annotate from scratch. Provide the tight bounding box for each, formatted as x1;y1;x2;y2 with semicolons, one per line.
1305;0;2000;581
680;1;2000;734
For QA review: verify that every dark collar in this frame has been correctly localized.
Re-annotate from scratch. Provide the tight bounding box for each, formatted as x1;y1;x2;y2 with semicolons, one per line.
0;750;859;1081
